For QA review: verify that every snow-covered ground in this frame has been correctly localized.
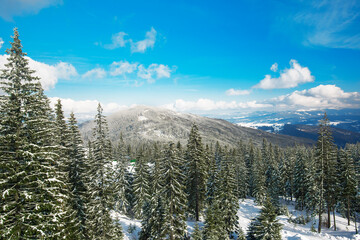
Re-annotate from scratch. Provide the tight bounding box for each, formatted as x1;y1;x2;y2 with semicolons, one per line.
114;198;360;240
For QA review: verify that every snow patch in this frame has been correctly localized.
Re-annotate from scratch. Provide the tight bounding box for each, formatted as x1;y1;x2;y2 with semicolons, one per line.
138;116;148;121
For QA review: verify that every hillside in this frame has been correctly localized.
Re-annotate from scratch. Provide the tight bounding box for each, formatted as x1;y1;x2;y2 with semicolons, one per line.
79;105;315;148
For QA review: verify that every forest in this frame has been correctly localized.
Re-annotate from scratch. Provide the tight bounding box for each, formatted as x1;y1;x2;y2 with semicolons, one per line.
1;29;359;240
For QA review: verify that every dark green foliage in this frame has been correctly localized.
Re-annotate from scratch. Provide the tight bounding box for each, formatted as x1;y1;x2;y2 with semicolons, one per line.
0;28;65;239
192;222;203;240
87;104;122;239
247;198;282;240
186;123;207;221
314;113;338;232
339;149;357;226
160;143;187;239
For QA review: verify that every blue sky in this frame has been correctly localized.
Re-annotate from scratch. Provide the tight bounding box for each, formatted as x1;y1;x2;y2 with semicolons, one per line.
0;0;359;118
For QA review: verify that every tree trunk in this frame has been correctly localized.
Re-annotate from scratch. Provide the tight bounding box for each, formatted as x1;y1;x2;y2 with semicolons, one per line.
355;213;358;234
327;206;331;228
318;206;322;233
347;196;351;226
333;208;336;231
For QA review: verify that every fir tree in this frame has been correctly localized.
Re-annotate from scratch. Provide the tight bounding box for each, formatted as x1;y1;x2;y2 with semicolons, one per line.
0;28;65;239
67;112;90;239
192;222;203;240
133;146;151;218
87;104;122;239
247;197;282;240
339;149;357;226
215;148;239;235
160;143;187;240
314;113;337;232
185;123;207;221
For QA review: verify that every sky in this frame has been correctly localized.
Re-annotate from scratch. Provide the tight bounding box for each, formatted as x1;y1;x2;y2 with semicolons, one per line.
0;0;359;119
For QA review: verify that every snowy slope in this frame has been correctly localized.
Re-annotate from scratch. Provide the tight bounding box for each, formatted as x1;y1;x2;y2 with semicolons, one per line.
114;198;360;240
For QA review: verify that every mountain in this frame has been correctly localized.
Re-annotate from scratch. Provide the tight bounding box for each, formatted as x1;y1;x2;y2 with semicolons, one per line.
221;108;360;133
279;124;360;147
79;106;315;148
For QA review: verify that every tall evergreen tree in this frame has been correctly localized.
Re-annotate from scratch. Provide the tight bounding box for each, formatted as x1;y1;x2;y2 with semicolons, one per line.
185;123;207;221
314;113;337;232
87;104;122;239
67;112;90;239
133;146;151;218
247;197;282;240
0;28;65;239
160;143;187;240
339;149;357;226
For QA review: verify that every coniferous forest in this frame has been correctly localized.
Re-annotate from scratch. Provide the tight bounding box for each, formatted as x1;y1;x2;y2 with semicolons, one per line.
1;29;360;240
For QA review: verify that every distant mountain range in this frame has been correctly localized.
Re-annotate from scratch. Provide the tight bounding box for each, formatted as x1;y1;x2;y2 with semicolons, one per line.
79;106;314;148
215;108;360;147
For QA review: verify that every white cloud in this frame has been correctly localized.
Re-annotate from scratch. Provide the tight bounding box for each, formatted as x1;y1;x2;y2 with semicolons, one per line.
294;0;360;49
254;59;314;89
104;32;128;50
0;38;4;49
0;55;77;90
269;85;360;109
137;63;172;83
270;63;278;72
110;61;138;76
0;0;62;21
225;88;251;96
165;85;359;113
49;97;129;121
130;27;157;53
82;68;107;79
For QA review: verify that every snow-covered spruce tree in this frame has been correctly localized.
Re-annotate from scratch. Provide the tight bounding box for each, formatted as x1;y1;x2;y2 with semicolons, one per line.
215;148;239;236
160;143;187;240
203;199;229;240
206;144;220;207
235;143;248;199
246;197;282;240
339;149;357;226
246;140;256;197
133;146;151;218
0;28;65;238
113;134;129;215
252;148;267;204
314;112;337;232
139;148;166;240
54;100;83;239
185;123;207;221
67;111;90;238
293;147;308;211
192;222;203;240
87;104;122;239
265;143;280;208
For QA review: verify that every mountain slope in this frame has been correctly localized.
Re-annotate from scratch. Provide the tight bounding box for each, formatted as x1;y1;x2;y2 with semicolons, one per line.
79;106;314;148
279;124;360;147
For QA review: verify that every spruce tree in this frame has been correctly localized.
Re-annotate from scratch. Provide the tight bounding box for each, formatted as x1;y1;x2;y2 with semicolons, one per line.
160;143;187;240
339;149;357;226
87;104;122;239
67;112;90;238
314;113;337;232
185;123;207;221
247;197;282;240
192;222;203;240
133;146;151;218
0;28;65;239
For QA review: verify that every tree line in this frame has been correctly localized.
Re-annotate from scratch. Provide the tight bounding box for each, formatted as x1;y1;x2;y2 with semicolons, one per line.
1;29;359;239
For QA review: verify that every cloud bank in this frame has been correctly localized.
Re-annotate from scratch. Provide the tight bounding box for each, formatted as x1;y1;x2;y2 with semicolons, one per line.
254;60;314;89
226;88;250;96
0;54;77;90
0;0;62;21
